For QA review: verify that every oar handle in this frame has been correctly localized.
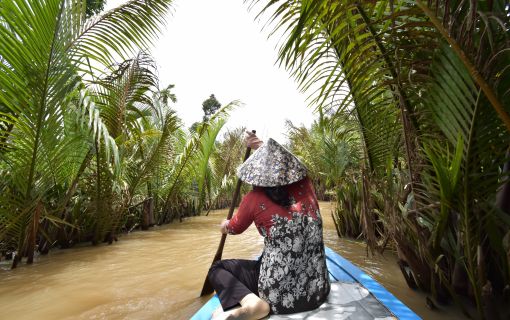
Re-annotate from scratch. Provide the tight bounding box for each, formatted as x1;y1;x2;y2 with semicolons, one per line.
200;130;255;296
226;147;253;221
213;130;255;260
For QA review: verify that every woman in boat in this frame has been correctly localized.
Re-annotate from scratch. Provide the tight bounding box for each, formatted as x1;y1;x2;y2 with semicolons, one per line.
207;132;330;319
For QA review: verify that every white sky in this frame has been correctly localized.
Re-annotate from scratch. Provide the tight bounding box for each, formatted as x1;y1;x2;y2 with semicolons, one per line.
104;0;315;142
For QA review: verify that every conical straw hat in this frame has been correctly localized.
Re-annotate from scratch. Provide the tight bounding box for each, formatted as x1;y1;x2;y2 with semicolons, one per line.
237;138;307;187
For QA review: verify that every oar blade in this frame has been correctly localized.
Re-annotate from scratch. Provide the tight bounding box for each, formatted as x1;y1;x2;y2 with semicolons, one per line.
200;276;214;296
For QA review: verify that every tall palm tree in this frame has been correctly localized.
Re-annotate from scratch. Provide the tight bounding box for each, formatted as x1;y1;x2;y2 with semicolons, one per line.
0;0;174;268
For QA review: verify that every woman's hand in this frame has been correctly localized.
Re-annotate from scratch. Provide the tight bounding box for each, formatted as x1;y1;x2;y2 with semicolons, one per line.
220;219;230;234
245;131;263;150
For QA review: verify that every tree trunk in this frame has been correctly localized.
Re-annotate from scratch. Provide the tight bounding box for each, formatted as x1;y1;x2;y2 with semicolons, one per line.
57;207;71;249
331;212;342;238
57;150;93;248
37;220;51;255
482;281;500;320
26;202;42;264
396;237;431;291
141;198;154;230
361;169;376;253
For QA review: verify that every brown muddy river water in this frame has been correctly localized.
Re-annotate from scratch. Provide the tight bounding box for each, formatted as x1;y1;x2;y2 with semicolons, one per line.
0;202;465;319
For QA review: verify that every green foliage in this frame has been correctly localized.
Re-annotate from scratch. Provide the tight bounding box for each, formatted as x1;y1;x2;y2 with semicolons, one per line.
86;0;106;17
202;94;221;122
287;113;361;199
0;0;240;269
253;0;510;315
287;113;365;236
210;127;249;209
189;94;222;132
189;121;200;133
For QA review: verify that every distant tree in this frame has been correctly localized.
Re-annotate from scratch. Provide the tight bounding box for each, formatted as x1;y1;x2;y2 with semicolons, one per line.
86;0;107;18
190;94;221;132
202;94;221;122
160;84;177;105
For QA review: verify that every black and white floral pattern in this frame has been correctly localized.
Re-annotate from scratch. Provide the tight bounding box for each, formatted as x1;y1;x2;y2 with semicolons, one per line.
237;138;307;187
258;208;330;314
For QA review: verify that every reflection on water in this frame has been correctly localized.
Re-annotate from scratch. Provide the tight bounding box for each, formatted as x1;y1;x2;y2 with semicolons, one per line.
0;202;465;319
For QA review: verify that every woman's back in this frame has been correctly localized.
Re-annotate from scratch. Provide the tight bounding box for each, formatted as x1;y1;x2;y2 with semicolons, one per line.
230;177;330;314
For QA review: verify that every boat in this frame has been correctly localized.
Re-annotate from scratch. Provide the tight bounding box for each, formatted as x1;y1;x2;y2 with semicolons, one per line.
191;246;421;319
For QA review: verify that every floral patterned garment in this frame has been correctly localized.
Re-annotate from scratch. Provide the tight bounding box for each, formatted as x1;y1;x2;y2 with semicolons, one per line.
227;177;330;314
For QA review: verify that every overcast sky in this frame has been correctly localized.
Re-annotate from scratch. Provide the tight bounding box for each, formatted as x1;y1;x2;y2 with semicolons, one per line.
104;0;315;142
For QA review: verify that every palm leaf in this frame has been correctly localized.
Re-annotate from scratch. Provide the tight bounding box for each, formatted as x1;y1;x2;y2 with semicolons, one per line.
0;0;174;265
418;42;510;312
160;101;239;213
415;0;510;131
0;0;85;264
126;111;180;202
195;117;229;211
70;0;175;70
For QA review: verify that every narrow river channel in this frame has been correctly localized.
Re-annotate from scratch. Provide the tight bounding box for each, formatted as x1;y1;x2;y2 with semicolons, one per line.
0;202;465;319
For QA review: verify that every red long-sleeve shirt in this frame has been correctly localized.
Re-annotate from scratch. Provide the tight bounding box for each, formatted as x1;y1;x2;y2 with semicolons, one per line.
227;177;320;237
226;177;330;315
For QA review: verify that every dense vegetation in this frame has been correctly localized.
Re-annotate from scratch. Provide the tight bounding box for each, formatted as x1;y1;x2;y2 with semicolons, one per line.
261;0;510;318
0;0;248;270
2;0;509;318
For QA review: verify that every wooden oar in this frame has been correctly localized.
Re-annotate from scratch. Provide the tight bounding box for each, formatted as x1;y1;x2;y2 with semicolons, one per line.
200;130;255;297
